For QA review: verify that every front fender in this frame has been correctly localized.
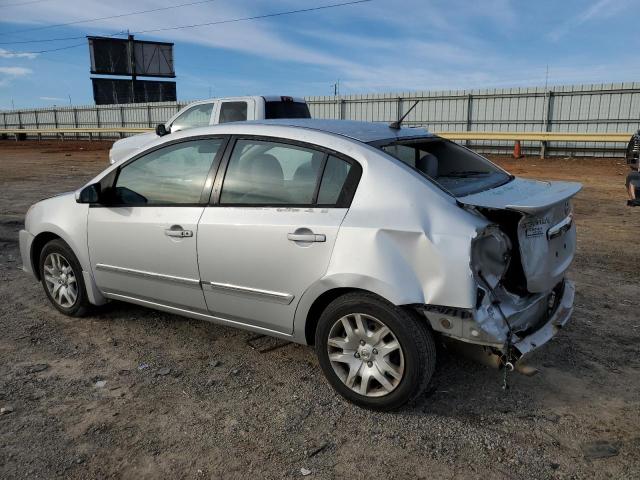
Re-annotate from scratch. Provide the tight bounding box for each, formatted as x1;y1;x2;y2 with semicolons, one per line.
24;194;107;305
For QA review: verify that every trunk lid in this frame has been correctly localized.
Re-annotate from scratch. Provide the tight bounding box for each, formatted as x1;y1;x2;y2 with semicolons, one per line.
459;178;582;293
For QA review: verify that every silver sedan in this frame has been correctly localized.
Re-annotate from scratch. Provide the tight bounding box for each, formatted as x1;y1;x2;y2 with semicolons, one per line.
19;119;580;410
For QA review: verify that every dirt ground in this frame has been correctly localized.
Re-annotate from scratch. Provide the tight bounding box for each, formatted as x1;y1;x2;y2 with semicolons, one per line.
0;140;638;479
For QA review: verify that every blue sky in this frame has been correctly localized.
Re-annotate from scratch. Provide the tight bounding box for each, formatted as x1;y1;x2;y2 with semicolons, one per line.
0;0;638;109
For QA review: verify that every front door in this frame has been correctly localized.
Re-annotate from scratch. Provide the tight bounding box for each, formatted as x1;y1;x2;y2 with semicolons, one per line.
197;138;361;333
88;137;227;311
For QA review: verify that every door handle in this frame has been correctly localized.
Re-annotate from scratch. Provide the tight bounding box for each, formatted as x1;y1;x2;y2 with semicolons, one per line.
165;226;193;238
287;233;326;242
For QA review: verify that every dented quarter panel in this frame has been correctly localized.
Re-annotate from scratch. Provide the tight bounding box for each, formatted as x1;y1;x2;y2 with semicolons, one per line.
327;144;488;308
292;141;490;342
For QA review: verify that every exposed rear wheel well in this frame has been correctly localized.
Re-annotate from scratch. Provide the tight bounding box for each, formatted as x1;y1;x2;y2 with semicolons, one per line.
305;288;361;345
305;288;433;345
31;232;62;280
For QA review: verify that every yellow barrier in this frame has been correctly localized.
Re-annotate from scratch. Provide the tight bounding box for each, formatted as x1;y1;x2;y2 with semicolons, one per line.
436;131;632;142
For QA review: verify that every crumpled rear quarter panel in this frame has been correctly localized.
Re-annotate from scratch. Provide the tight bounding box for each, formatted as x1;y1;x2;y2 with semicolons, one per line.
319;146;488;310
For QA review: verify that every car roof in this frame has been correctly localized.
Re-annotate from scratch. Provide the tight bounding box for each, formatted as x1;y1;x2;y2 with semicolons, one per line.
243;119;433;143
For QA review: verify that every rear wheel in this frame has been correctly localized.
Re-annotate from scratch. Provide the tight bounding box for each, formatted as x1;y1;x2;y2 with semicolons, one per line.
315;292;436;410
39;239;90;317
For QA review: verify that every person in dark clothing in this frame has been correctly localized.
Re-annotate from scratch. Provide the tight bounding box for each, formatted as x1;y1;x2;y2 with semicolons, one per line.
626;130;640;206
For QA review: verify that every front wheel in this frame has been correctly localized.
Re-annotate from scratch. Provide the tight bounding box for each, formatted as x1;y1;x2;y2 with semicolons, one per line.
315;292;436;411
39;239;90;317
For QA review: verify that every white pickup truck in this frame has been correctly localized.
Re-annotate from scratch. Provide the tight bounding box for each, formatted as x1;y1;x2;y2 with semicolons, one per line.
108;95;310;164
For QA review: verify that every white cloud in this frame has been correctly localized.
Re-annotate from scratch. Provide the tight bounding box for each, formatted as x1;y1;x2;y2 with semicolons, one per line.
0;48;39;59
0;66;32;87
39;96;66;101
547;0;628;41
0;66;32;76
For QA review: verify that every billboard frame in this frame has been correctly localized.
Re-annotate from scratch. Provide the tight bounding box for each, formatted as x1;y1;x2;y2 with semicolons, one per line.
87;35;176;78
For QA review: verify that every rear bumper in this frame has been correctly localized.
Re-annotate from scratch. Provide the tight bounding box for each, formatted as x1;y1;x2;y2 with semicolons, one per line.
512;279;574;356
422;279;575;357
19;229;35;277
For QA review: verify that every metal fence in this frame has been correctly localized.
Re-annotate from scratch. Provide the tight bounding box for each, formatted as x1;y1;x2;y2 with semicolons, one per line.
0;101;187;141
2;82;639;156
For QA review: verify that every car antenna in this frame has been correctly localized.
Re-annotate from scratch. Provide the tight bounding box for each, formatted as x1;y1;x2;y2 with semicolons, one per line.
389;100;420;130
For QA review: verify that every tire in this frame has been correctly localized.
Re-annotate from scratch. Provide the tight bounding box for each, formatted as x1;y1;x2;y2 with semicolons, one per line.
315;292;436;411
39;239;90;317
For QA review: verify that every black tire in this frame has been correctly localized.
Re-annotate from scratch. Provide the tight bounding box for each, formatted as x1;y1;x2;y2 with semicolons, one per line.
315;292;436;411
39;239;90;317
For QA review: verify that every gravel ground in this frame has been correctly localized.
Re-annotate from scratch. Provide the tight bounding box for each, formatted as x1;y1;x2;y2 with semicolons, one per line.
0;141;638;479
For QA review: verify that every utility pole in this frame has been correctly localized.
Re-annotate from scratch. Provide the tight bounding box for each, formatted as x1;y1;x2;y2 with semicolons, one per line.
128;32;136;102
68;94;72;106
333;80;340;96
544;64;549;91
541;64;552;159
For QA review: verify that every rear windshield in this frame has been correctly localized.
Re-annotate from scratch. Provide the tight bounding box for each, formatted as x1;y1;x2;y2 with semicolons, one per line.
265;101;311;119
374;138;511;197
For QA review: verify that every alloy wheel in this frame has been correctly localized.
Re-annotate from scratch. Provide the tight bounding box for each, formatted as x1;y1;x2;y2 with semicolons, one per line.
43;252;78;308
327;313;405;397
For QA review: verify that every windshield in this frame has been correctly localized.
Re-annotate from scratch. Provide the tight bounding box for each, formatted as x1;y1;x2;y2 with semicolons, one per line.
374;138;511;197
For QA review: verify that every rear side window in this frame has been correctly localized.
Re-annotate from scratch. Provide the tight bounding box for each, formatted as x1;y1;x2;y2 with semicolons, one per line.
112;139;223;205
265;101;311;119
378;139;511;197
170;103;213;131
318;156;352;204
219;102;248;123
219;139;360;206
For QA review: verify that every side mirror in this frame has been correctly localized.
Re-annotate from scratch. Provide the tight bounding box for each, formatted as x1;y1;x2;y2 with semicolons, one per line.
155;123;169;136
76;183;101;204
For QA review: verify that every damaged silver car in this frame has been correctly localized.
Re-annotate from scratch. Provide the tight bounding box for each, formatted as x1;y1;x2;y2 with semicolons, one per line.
19;119;580;410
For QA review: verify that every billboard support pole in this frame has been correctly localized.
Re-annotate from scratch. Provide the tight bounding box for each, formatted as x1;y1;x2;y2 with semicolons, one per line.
129;34;136;103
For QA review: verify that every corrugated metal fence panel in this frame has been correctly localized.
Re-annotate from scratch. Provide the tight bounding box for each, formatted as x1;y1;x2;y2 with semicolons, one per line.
2;85;639;155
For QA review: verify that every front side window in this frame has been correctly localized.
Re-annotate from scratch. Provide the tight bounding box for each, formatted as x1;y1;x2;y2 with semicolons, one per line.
170;103;213;131
112;139;223;205
219;102;248;123
219;140;359;206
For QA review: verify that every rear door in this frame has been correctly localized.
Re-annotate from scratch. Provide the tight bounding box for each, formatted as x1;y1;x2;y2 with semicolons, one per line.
197;137;361;334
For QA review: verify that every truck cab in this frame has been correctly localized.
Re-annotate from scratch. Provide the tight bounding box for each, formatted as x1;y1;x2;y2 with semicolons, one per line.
108;95;310;164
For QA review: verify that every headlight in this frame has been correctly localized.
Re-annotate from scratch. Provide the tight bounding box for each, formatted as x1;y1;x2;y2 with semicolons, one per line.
471;226;512;290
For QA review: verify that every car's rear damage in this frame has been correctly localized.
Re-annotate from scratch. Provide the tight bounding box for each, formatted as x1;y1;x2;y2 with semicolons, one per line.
419;178;581;369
